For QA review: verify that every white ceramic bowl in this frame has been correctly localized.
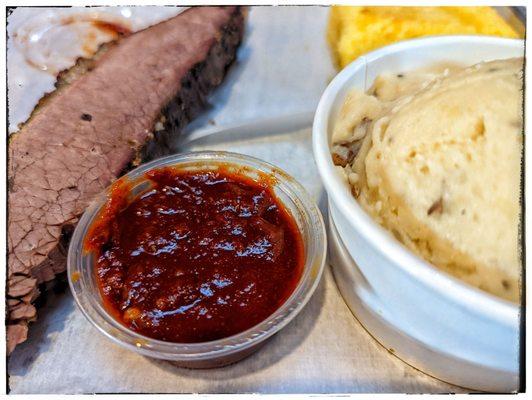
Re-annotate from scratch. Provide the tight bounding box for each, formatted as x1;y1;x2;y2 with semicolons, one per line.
312;36;523;392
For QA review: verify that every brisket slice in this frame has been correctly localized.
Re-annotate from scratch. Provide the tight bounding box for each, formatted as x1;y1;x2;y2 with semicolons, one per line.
7;6;245;354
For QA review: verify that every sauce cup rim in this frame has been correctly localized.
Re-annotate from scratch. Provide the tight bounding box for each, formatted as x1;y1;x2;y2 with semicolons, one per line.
68;150;327;360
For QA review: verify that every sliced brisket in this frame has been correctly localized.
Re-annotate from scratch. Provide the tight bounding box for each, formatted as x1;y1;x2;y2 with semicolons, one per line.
7;6;244;353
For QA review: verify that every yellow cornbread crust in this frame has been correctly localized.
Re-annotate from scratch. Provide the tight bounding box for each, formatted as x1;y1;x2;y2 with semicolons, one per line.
327;7;520;69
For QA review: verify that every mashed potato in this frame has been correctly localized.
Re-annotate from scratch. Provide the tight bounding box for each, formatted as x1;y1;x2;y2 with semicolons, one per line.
332;58;523;302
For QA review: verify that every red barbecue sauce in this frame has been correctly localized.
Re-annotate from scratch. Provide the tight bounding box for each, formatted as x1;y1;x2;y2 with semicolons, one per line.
85;166;305;343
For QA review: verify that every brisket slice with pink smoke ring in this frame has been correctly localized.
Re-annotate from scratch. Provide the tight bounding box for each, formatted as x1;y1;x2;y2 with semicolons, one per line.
7;6;245;354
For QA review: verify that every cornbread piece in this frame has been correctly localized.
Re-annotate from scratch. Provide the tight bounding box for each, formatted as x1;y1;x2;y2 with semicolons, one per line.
7;6;245;354
327;7;520;69
332;58;523;302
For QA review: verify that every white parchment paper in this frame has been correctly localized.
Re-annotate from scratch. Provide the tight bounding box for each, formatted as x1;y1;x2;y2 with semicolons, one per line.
7;6;465;394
